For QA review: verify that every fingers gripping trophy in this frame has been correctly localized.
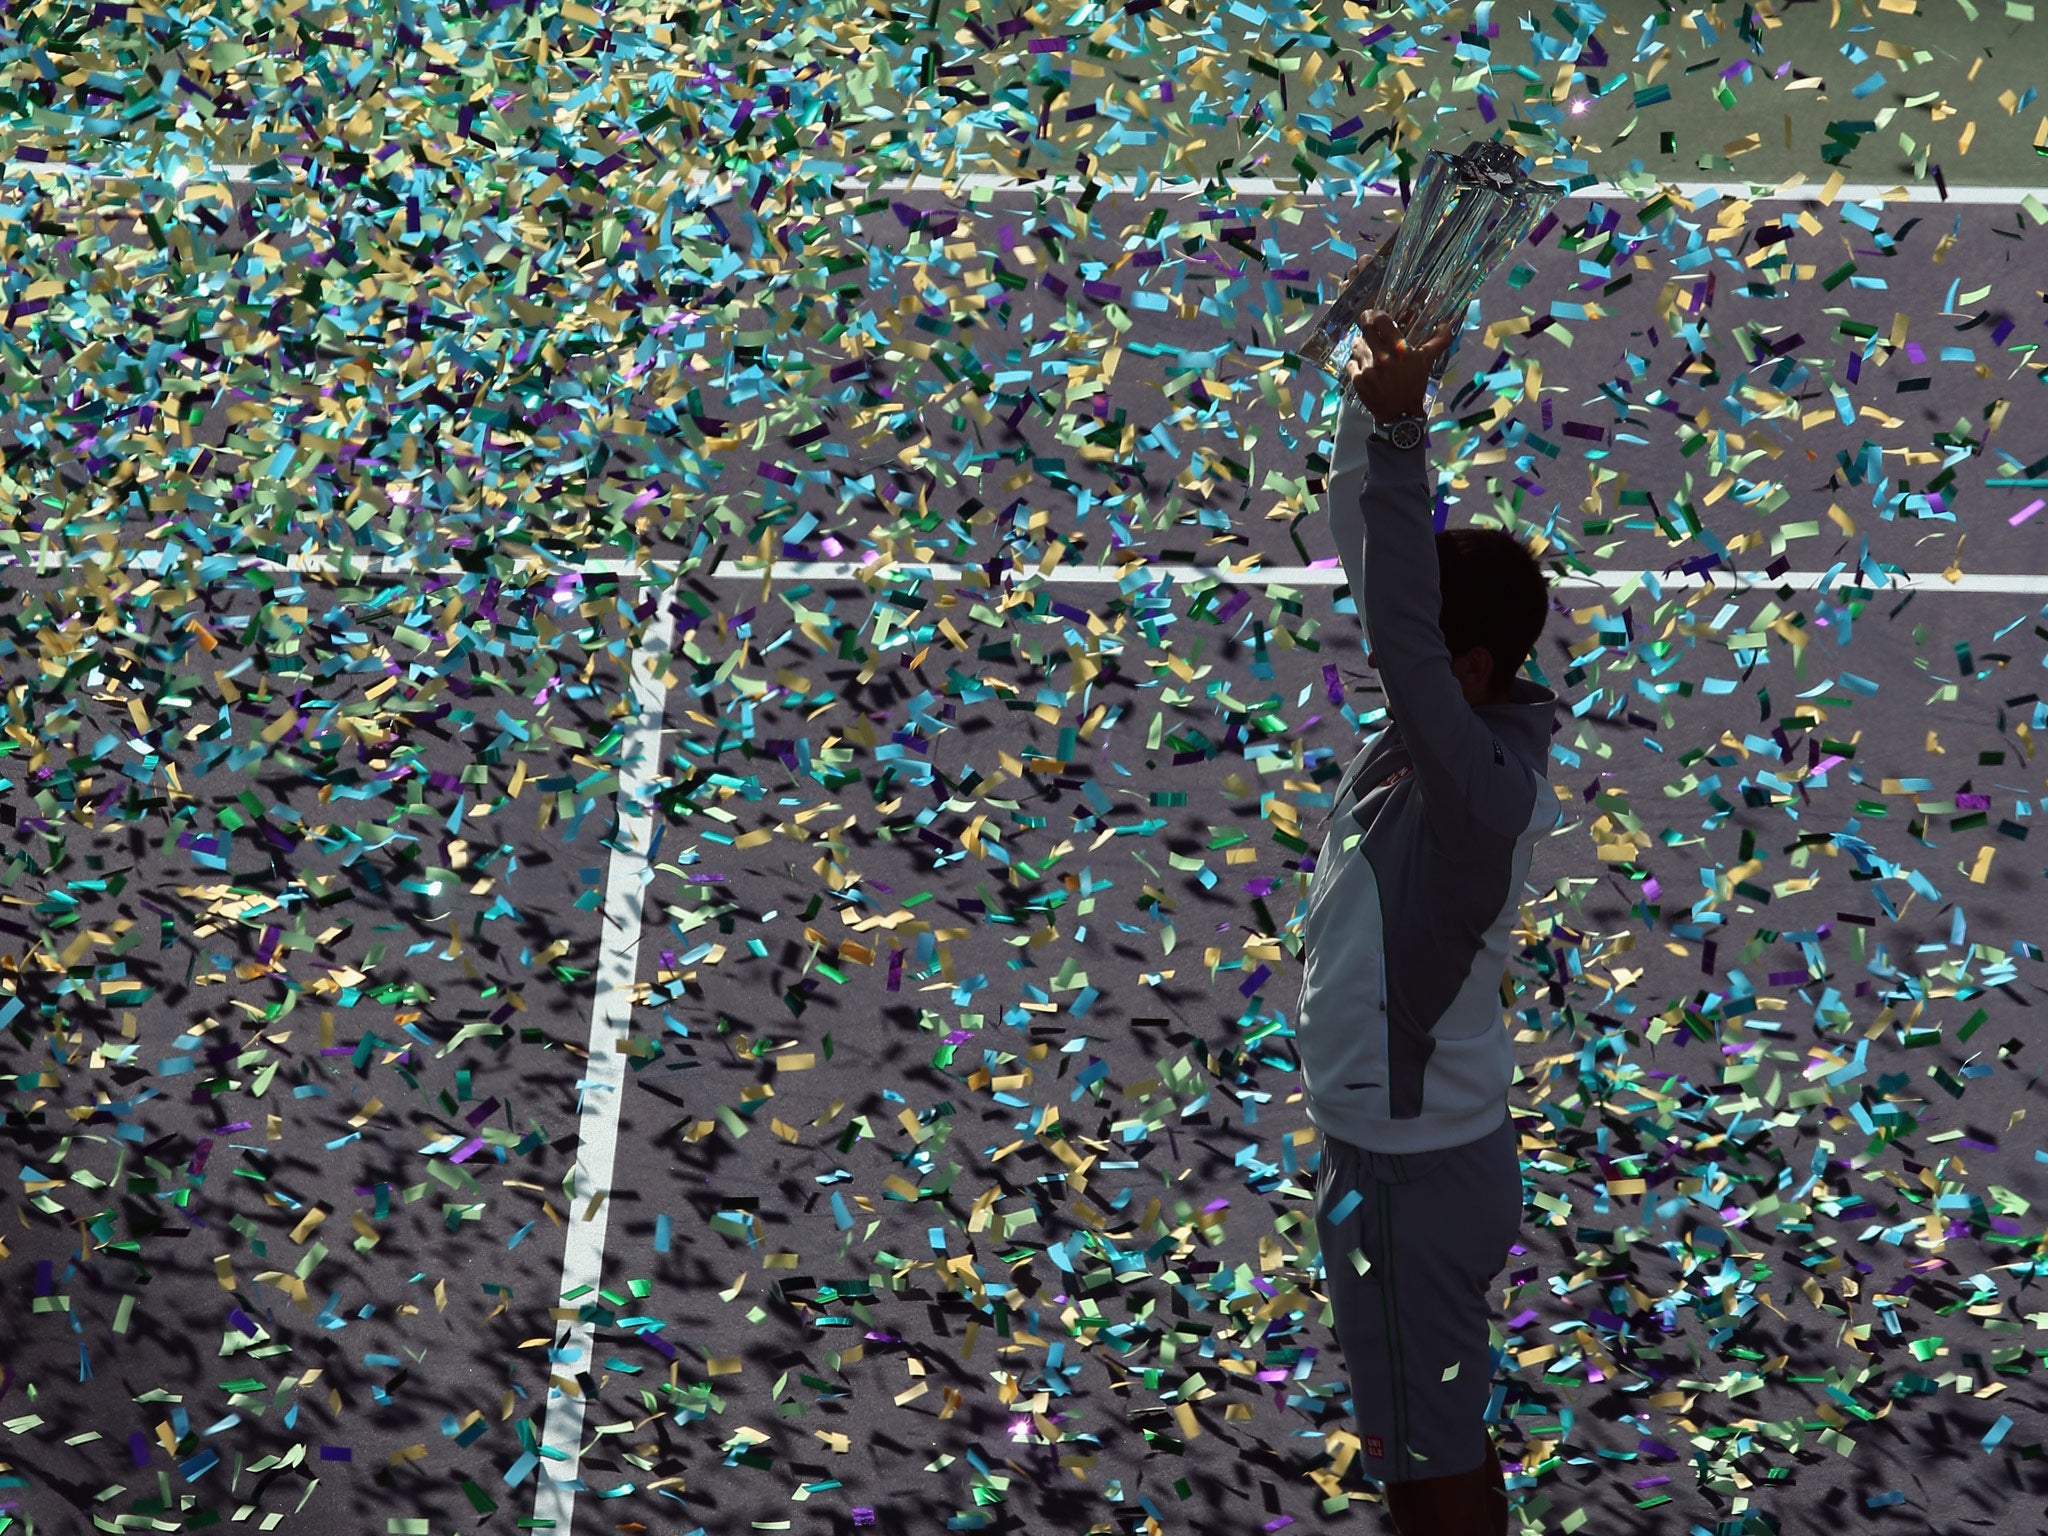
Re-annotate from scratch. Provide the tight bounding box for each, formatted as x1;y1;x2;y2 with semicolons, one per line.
1297;138;1563;407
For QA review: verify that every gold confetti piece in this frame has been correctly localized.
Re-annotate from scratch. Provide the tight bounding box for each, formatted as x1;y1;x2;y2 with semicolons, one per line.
288;1209;327;1245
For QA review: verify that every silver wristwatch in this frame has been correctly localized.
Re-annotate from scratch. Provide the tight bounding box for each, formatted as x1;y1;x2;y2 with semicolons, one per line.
1369;414;1427;451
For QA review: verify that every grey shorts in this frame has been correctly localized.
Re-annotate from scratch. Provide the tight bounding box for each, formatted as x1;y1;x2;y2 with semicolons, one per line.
1313;1112;1522;1484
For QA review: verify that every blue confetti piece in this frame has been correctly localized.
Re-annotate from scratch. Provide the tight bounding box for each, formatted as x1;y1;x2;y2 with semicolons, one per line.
1328;1187;1363;1225
1865;1491;1905;1508
654;1214;672;1253
1983;1415;2012;1452
830;1192;853;1230
506;1220;535;1250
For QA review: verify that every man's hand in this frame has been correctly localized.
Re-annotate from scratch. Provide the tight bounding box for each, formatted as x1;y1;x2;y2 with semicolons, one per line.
1342;310;1453;423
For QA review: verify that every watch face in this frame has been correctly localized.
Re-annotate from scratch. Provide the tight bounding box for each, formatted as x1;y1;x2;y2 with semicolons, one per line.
1391;418;1424;450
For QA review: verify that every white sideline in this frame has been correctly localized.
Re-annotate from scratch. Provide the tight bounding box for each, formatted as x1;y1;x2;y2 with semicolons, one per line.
705;561;2048;595
528;586;675;1533
5;549;2043;594
12;157;2045;208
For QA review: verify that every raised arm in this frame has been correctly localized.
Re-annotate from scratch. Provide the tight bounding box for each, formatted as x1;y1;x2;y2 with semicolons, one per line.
1323;390;1373;608
1355;432;1495;832
1339;316;1498;838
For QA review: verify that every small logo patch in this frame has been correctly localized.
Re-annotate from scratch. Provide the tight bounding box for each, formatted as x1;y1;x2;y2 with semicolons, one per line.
1364;1435;1385;1460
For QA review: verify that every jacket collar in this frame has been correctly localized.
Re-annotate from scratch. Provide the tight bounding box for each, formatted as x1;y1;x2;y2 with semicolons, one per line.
1474;677;1558;773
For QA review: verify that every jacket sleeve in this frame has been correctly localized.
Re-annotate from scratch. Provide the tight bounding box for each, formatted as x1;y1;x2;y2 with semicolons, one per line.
1322;392;1373;609
1356;435;1522;842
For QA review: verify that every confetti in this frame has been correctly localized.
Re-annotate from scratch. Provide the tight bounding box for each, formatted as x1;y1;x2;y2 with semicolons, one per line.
2;2;2046;1534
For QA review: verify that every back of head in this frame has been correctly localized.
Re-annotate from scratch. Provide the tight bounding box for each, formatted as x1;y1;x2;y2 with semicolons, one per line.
1435;527;1549;697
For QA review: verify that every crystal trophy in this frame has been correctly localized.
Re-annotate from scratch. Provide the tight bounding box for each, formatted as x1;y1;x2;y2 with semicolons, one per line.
1297;139;1563;384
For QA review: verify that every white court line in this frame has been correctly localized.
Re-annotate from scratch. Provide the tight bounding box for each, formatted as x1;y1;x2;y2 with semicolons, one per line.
10;157;2044;207
708;561;2048;596
529;584;675;1534
868;173;2048;208
6;549;2044;595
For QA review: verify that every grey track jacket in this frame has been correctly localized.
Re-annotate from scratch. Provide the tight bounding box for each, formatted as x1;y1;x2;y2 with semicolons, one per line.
1296;394;1561;1155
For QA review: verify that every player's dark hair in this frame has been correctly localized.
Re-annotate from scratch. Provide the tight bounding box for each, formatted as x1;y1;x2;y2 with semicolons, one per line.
1436;527;1549;697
